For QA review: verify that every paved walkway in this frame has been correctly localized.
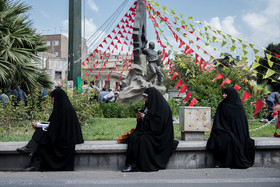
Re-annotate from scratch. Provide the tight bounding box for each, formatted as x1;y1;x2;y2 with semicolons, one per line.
0;167;279;186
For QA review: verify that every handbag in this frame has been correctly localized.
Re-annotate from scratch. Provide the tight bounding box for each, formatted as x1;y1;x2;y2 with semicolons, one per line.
117;128;135;143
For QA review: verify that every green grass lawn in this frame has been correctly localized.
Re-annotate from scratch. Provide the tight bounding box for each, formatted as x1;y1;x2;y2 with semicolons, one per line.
0;118;277;142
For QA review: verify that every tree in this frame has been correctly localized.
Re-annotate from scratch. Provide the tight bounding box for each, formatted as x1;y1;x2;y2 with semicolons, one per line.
164;53;258;118
256;43;280;91
0;0;52;91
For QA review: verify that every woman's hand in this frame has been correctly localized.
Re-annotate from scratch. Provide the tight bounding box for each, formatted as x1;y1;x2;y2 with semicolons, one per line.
31;121;40;129
137;112;145;119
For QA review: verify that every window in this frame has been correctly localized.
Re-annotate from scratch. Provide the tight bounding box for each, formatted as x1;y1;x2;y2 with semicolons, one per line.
46;41;51;46
52;40;59;46
53;51;59;56
55;71;62;80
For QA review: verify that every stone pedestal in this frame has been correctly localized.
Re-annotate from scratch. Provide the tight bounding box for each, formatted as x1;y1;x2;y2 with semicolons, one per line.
179;106;211;141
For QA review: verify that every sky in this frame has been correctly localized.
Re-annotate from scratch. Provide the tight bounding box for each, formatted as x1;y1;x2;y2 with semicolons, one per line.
21;0;280;56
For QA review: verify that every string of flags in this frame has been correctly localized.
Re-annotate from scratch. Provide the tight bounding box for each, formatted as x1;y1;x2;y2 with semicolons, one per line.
145;0;279;114
80;1;137;89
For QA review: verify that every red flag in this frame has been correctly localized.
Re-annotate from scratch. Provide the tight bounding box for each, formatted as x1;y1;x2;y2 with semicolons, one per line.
175;78;183;88
199;58;204;70
183;45;190;54
234;84;241;92
185;49;194;55
82;61;85;66
257;89;260;94
241;91;252;103
220;78;232;89
171;72;178;80
178;84;187;95
202;62;209;70
275;53;280;59
195;53;199;64
212;73;224;81
188;98;198;106
254;100;265;115
184;91;192;103
179;39;185;48
90;69;93;73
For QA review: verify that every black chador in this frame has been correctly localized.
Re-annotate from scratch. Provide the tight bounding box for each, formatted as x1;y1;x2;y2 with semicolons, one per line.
206;87;255;168
29;87;84;171
124;87;179;171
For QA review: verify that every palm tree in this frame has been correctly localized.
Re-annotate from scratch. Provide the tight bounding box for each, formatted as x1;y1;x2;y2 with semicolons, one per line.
0;0;52;91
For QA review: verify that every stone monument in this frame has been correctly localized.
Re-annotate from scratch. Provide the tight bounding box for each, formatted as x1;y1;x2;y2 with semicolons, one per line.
118;0;166;104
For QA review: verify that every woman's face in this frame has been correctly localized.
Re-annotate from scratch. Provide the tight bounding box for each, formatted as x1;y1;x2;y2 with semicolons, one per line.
143;96;148;103
222;92;228;99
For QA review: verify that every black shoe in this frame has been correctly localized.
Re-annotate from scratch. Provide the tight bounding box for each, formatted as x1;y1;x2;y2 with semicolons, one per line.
121;165;133;172
17;146;32;154
23;166;38;172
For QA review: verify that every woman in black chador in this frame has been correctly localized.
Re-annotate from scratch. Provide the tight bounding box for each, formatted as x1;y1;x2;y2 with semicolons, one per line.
206;87;255;168
25;87;84;171
122;87;179;172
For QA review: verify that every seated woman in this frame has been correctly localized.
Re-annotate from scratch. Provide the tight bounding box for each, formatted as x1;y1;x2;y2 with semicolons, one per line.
122;87;179;172
206;87;255;168
21;87;84;171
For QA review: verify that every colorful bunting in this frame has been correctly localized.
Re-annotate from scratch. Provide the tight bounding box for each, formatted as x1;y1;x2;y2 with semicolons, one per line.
241;91;252;103
188;98;197;106
254;100;265;115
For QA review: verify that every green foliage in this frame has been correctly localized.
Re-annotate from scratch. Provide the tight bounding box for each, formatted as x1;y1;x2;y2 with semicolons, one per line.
0;0;52;90
256;43;280;91
168;99;180;117
165;53;259;119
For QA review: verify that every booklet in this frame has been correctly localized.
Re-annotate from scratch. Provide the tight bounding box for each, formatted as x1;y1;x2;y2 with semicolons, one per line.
37;121;50;131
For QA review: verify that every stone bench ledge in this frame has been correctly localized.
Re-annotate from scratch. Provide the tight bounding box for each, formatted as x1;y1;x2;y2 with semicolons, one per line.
0;137;279;154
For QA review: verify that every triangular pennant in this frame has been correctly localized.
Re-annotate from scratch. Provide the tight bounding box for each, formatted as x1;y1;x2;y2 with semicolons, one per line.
241;91;252;103
220;78;232;89
184;91;192;103
264;69;275;79
188;97;197;106
175;78;183;88
178;84;187;95
254;100;265;115
212;73;224;81
234;84;241;92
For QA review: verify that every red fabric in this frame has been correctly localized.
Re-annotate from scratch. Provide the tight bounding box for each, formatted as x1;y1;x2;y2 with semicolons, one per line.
212;73;224;81
179;39;185;48
184;91;192;103
175;78;183;88
178;84;187;95
183;45;190;54
188;98;197;106
171;72;178;80
254;99;265;115
234;84;241;92
241;91;252;103
185;49;194;55
199;58;204;70
202;62;209;70
195;53;199;64
220;78;232;89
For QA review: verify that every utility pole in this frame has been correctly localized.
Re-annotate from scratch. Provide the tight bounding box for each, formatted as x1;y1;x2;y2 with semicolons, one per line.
68;0;82;89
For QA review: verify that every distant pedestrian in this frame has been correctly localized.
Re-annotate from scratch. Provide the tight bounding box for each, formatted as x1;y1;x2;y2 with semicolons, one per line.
98;88;108;103
0;89;9;106
260;92;280;123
